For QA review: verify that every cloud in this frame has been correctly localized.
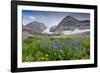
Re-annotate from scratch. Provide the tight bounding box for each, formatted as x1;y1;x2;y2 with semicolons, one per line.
29;16;35;20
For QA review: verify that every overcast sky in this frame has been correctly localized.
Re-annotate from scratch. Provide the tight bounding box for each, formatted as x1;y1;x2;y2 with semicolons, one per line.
22;10;90;28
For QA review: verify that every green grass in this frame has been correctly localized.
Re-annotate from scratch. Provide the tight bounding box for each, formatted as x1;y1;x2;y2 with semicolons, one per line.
22;36;90;62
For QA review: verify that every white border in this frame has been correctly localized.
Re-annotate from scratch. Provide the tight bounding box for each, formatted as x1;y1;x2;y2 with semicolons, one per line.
17;5;94;68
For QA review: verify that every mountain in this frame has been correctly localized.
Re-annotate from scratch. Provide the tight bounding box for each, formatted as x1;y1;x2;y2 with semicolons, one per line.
58;16;80;27
80;20;90;26
80;20;90;23
22;21;47;39
25;21;47;34
50;16;90;33
22;16;90;39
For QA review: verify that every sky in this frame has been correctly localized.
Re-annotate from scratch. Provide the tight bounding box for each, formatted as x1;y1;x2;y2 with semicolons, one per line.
22;10;90;28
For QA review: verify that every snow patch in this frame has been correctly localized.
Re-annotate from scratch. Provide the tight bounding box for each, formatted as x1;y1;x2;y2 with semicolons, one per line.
42;28;53;34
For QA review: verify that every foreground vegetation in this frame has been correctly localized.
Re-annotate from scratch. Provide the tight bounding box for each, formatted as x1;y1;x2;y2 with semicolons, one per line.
22;36;90;62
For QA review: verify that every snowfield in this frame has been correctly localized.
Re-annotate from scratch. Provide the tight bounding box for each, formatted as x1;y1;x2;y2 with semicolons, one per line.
62;28;90;35
42;28;90;36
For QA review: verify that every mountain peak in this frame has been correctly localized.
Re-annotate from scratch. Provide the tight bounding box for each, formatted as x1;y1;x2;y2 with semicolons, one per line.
63;16;79;22
65;16;73;18
28;21;43;25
